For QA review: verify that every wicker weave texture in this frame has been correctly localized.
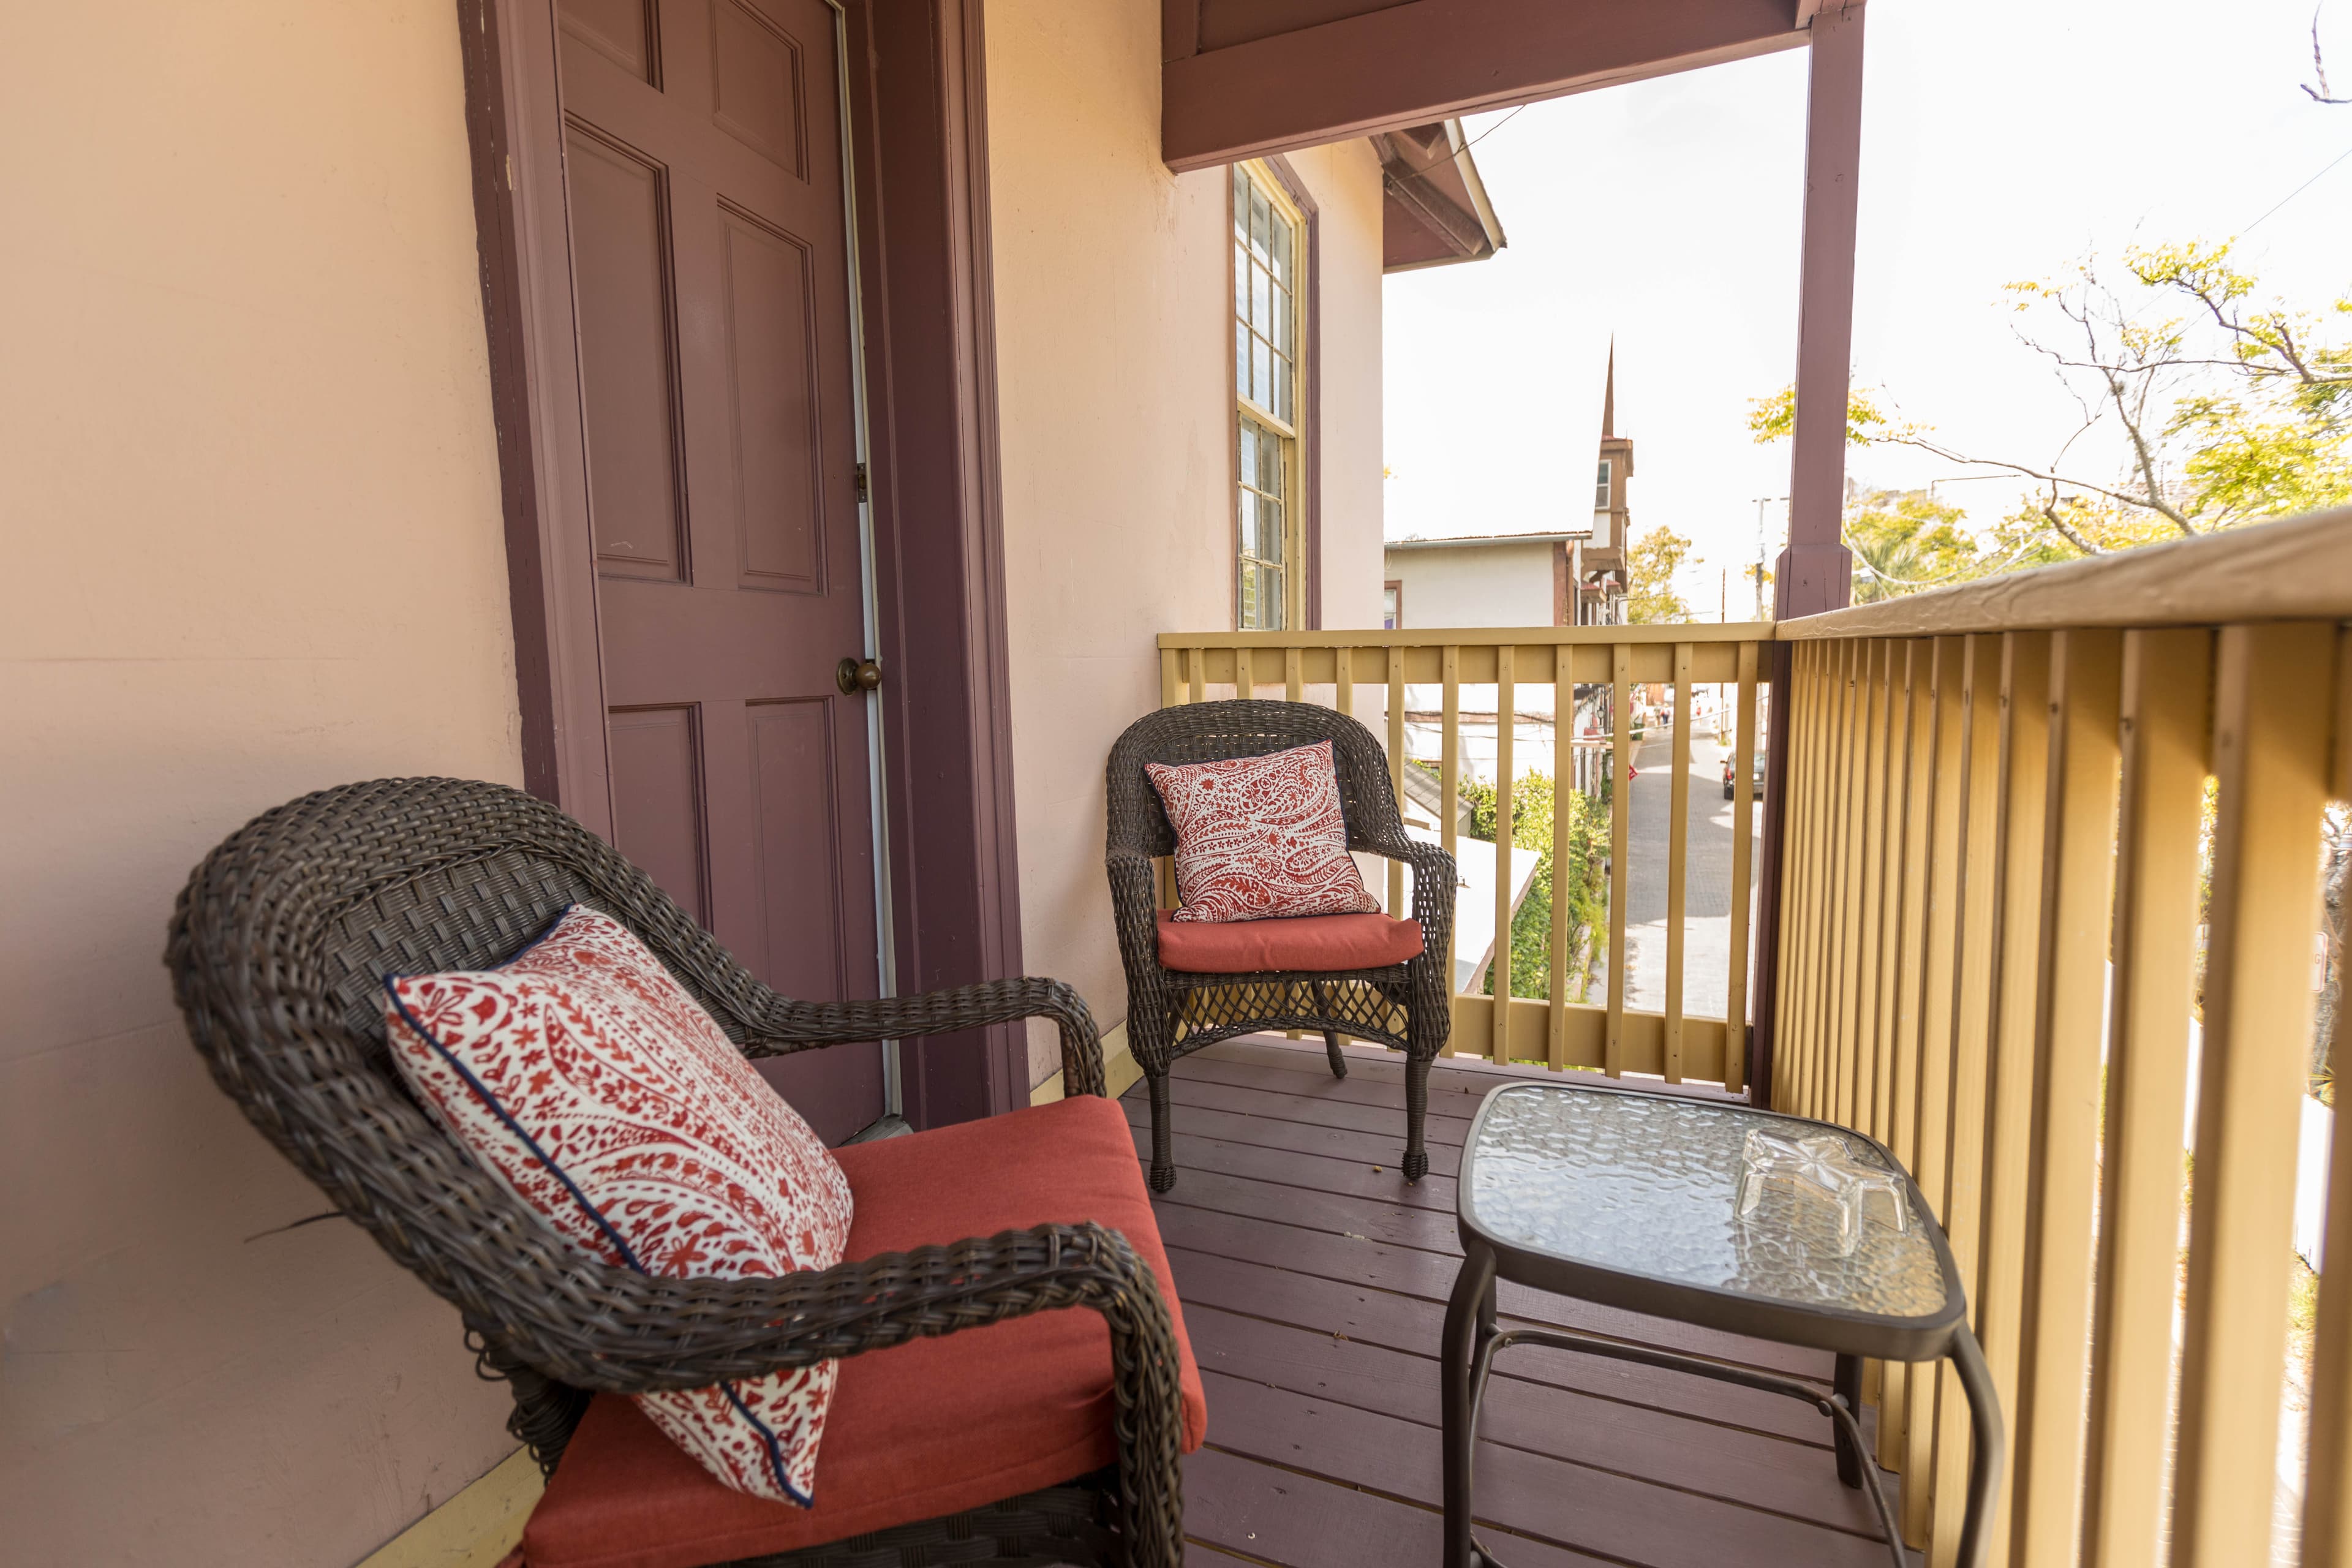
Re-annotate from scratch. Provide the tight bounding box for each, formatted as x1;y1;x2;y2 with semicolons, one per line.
165;777;1179;1568
1104;701;1456;1186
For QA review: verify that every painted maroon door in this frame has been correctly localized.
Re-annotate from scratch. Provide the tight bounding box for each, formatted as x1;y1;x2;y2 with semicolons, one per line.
555;0;883;1142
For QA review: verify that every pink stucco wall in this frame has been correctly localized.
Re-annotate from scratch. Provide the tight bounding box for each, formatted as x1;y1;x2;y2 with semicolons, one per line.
1;4;526;1561
983;0;1388;1084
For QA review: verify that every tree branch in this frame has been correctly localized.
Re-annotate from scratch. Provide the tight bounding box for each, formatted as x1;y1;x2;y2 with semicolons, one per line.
2309;6;2350;103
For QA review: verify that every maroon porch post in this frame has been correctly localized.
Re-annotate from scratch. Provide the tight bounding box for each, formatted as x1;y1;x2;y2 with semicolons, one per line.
1750;1;1864;1105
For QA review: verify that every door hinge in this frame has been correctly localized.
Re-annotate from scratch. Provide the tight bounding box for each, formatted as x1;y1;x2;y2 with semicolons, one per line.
853;462;869;503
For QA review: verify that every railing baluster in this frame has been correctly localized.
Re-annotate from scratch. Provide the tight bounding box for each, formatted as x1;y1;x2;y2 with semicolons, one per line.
1551;643;1577;1072
1973;630;2055;1568
1723;639;1758;1096
2308;625;2352;1568
1803;640;1849;1118
1860;640;1897;1147
1901;635;1968;1550
1335;646;1353;716
1285;645;1303;703
1925;633;2006;1568
1828;639;1869;1125
1877;638;1929;1476
1607;642;1632;1077
2002;629;2122;1567
1818;638;1860;1119
1781;641;1828;1110
1189;643;1207;706
1664;643;1692;1082
2079;628;2207;1568
2173;622;2338;1566
1387;646;1406;920
1442;644;1462;1050
1493;644;1517;1064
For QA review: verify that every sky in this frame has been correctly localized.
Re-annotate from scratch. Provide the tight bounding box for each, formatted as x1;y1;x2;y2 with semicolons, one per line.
1381;0;2352;618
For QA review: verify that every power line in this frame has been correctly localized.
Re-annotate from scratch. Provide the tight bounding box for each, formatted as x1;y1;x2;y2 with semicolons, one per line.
2239;141;2352;236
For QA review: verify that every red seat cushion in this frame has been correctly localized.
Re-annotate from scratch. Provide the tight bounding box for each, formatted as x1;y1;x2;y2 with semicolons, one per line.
515;1094;1207;1568
1154;909;1424;974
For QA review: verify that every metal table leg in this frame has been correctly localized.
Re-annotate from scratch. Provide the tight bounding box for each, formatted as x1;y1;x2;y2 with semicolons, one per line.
1947;1326;2005;1568
1441;1240;1498;1568
1833;1353;1865;1488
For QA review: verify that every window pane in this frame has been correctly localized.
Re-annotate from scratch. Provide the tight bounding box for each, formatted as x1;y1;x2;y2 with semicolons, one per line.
1270;283;1291;362
1270;212;1292;293
1270;353;1290;424
1240;557;1260;627
1236;319;1251;396
1251;337;1272;411
1238;415;1257;478
1250;188;1272;262
1251;262;1270;339
1258;563;1286;630
1232;164;1248;235
1252;420;1281;494
1235;247;1250;320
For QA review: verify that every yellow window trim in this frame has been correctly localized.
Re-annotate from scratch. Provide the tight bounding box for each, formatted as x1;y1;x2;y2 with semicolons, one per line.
1233;158;1308;635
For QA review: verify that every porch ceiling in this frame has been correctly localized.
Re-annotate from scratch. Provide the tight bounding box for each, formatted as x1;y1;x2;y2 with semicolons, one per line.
1162;0;1814;173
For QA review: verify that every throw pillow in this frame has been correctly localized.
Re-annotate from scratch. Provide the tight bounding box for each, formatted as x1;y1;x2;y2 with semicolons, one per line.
1146;739;1379;924
382;907;853;1508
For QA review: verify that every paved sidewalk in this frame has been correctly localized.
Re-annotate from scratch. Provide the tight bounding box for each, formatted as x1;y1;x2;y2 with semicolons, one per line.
1618;723;1759;1021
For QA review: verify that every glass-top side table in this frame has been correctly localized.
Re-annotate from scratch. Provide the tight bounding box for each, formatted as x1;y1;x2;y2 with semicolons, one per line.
1442;1081;2002;1568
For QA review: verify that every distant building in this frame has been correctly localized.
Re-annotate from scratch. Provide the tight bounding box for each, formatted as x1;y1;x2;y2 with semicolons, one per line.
1584;341;1635;622
1382;347;1635;632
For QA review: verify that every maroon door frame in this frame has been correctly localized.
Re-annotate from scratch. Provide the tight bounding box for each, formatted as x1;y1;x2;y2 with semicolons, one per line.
458;0;1029;1131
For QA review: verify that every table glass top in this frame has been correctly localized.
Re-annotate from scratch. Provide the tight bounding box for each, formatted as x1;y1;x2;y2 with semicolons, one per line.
1463;1085;1952;1321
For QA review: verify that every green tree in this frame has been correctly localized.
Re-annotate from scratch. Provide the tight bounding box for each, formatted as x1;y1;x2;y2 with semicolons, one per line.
1844;490;1978;601
1749;239;2352;566
1459;772;1608;1009
1625;525;1694;624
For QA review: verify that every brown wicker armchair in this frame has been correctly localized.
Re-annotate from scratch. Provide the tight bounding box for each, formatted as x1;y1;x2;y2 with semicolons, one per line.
166;776;1186;1568
1106;700;1457;1189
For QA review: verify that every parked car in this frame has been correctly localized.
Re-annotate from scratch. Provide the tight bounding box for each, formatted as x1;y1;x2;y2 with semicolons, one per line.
1723;748;1766;800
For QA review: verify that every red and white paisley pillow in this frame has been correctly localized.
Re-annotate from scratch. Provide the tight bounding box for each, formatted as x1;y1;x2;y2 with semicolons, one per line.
382;907;853;1508
1147;739;1379;924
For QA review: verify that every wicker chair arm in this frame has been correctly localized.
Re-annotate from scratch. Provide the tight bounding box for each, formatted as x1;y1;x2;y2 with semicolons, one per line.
742;978;1104;1100
514;1221;1184;1568
1394;836;1458;937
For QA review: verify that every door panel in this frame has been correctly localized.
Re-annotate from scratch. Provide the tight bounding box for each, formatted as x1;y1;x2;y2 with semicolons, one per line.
606;704;710;924
557;0;882;1144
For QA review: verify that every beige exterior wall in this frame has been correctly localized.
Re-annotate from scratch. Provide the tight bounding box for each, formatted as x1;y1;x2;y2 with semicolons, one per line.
984;0;1386;1084
1384;540;1559;630
1;5;524;1564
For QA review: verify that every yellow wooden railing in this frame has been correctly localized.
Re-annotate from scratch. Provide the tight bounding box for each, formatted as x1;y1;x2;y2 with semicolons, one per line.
1772;507;2352;1568
1153;625;1771;1088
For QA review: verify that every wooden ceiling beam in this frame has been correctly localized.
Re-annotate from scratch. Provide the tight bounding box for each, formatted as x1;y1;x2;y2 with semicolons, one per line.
1163;0;1806;172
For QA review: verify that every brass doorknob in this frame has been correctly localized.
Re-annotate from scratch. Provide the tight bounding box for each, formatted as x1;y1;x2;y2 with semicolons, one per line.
835;657;883;695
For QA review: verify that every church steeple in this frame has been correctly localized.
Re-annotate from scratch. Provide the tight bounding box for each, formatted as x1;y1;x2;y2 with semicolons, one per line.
1601;336;1616;440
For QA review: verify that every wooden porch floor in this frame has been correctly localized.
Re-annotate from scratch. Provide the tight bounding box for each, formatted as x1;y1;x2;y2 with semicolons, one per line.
1117;1035;1916;1568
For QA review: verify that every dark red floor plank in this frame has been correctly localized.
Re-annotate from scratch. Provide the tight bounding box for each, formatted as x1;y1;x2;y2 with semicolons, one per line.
1158;1074;1476;1147
1200;1374;1892;1566
1127;1123;1462;1216
1182;1447;1608;1568
1119;1035;1915;1567
1122;1095;1463;1178
1174;1052;1488;1123
1185;1291;1828;1447
1156;1202;1833;1390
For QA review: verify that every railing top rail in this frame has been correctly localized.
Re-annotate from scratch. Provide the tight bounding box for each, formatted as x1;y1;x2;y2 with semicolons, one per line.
1776;505;2352;641
1159;623;1774;649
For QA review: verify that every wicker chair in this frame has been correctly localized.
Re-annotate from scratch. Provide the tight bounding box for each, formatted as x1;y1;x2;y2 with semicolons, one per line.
166;777;1186;1568
1106;700;1457;1189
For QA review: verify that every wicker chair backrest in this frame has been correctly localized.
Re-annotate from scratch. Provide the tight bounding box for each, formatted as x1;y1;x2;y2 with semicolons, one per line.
165;776;771;1392
1104;699;1406;859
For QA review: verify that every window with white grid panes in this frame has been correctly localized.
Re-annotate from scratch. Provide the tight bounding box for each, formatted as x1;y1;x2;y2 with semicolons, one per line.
1234;162;1303;631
